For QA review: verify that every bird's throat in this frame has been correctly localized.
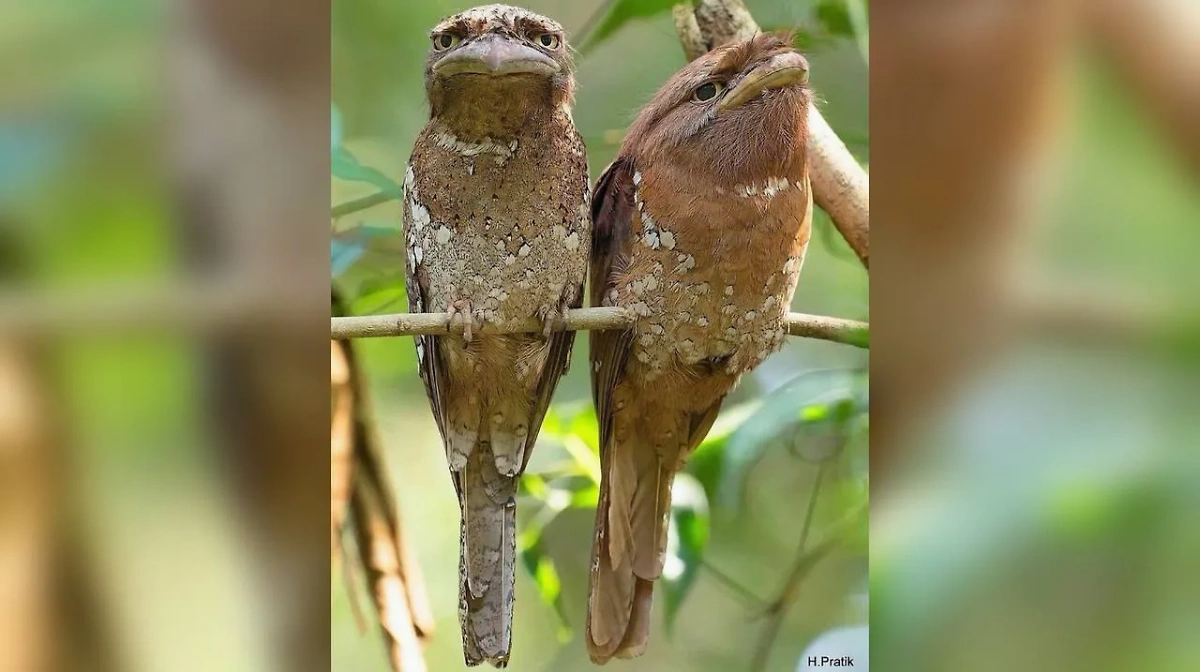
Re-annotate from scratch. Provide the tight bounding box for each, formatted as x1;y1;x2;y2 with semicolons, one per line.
431;76;558;142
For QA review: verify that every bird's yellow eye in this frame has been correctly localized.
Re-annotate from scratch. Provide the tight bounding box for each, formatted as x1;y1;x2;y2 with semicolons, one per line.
432;33;460;52
693;81;724;102
536;33;561;49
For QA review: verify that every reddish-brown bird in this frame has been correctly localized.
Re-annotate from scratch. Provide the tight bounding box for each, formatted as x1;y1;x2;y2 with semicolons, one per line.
586;34;813;663
404;5;589;668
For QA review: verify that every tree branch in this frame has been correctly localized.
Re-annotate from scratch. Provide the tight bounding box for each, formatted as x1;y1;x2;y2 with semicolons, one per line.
673;0;870;268
330;308;869;348
332;191;399;219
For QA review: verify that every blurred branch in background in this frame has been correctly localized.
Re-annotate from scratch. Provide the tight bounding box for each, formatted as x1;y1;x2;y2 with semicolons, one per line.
329;308;870;348
1088;0;1200;175
673;0;870;268
332;291;433;672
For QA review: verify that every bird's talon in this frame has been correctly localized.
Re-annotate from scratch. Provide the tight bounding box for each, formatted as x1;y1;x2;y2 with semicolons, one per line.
537;305;566;339
447;299;476;342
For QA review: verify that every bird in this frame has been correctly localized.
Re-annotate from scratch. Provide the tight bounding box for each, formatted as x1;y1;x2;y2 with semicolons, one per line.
402;5;590;667
585;33;813;663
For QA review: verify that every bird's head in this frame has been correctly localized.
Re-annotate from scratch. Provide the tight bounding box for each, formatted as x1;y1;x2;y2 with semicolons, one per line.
620;33;810;183
424;4;575;130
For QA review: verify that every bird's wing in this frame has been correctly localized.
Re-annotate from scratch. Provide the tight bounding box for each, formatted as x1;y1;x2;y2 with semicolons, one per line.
405;205;450;449
524;297;581;473
586;157;642;662
588;157;637;449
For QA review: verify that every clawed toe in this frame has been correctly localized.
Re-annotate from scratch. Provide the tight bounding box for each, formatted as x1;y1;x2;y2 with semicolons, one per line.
537;305;567;339
447;299;478;342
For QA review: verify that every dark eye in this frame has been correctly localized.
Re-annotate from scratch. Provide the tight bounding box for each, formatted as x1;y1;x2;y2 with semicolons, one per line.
693;81;723;102
536;33;561;49
432;33;460;52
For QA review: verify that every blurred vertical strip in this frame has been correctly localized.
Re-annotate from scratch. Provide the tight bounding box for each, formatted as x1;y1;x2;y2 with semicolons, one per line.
870;0;1074;474
171;1;331;672
0;226;53;672
872;1;1200;671
332;290;434;672
1;0;332;670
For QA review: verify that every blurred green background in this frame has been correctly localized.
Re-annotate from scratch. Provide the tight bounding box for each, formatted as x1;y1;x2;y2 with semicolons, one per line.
331;1;869;670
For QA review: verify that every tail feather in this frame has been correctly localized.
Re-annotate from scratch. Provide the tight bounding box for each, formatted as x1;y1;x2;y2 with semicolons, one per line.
586;433;678;664
458;444;517;667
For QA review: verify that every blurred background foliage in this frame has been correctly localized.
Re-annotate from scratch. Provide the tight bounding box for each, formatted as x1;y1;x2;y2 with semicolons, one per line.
331;1;869;670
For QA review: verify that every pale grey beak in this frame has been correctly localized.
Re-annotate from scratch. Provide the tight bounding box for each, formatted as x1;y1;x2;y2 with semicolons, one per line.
434;35;560;77
719;51;809;112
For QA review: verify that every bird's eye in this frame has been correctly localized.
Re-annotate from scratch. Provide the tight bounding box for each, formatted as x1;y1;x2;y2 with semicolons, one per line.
693;81;724;102
431;33;460;52
536;33;561;49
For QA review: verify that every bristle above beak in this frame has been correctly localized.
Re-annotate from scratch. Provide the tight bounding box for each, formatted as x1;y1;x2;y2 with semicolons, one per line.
718;52;808;112
434;34;560;78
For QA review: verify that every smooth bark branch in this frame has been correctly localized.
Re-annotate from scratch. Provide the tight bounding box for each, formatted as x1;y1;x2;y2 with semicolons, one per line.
331;308;869;348
673;0;870;268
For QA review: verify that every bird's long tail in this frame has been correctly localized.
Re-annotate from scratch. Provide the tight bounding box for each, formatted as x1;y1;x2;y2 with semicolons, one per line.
585;432;675;664
457;443;518;667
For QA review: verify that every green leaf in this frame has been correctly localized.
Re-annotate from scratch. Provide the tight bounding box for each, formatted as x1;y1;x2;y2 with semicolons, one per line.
332;146;403;196
716;369;866;511
577;0;681;54
570;485;600;508
813;0;869;63
520;538;573;641
687;401;761;504
662;473;709;636
519;472;550;500
815;0;854;38
553;406;602;485
844;0;870;63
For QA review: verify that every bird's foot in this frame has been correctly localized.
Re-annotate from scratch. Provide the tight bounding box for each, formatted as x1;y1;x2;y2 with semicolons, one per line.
536;294;573;339
447;298;481;342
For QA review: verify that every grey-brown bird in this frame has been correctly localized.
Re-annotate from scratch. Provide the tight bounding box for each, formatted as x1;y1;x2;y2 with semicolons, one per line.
403;4;590;667
586;34;812;662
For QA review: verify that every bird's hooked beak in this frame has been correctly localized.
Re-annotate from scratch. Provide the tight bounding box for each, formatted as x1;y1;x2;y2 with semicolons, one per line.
433;34;560;78
718;51;808;112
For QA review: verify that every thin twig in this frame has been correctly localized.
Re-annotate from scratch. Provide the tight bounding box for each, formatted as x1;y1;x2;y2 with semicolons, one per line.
331;308;869;348
332;191;400;219
701;559;766;607
673;0;870;268
750;463;830;672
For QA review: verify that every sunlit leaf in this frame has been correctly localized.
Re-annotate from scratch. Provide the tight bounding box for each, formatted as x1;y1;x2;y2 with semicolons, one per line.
577;0;679;54
520;472;550;500
520;538;573;641
543;405;602;485
662;473;709;635
567;405;601;453
570;485;600;508
788;396;862;463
